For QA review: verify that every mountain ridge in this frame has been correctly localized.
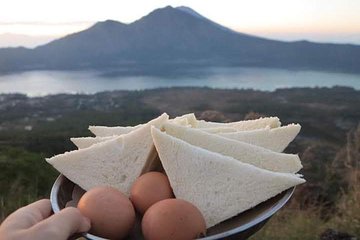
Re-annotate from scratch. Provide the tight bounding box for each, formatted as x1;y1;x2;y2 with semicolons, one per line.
0;6;359;73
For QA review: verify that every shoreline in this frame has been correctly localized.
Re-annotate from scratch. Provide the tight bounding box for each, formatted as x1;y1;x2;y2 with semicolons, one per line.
0;85;358;98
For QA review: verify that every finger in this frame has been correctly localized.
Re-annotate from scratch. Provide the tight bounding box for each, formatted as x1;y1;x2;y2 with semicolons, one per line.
30;207;91;240
1;199;52;229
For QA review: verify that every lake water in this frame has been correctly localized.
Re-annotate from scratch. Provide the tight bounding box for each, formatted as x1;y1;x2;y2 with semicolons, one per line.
0;67;359;96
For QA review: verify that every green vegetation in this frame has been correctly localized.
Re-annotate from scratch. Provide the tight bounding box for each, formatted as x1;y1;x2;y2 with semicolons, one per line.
0;147;57;220
252;119;359;239
0;87;359;238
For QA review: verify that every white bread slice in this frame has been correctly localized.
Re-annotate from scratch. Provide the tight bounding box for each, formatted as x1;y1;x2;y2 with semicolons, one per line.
163;123;302;173
88;124;143;137
151;127;305;228
196;117;281;130
89;113;195;137
200;127;238;134
46;113;169;196
172;113;198;127
76;115;190;149
76;116;190;150
70;136;115;149
169;117;188;126
218;124;301;152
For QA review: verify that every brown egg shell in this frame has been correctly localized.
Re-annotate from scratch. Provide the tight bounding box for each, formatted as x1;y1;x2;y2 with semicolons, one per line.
142;198;206;240
130;171;174;214
78;186;135;240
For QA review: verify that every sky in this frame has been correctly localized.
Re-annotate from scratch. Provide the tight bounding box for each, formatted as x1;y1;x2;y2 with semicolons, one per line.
0;0;359;47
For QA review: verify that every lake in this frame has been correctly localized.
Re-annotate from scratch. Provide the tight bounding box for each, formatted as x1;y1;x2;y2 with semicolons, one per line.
1;67;360;96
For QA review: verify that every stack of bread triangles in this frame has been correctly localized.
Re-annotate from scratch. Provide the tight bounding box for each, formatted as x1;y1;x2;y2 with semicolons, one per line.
46;113;305;228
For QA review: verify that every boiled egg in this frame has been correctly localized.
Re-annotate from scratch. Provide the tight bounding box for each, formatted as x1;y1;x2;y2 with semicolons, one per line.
130;172;174;214
142;198;206;240
77;186;135;239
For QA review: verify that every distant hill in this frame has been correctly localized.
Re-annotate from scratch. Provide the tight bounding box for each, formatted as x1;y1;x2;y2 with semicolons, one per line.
0;33;56;48
1;6;360;73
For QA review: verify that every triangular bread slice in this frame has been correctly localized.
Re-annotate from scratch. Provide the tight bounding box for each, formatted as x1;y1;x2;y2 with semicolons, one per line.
89;123;144;137
70;136;115;149
172;113;197;127
46;113;169;196
74;115;190;149
196;116;281;130
200;127;238;134
218;124;301;152
151;127;305;228
89;113;195;137
163;123;302;173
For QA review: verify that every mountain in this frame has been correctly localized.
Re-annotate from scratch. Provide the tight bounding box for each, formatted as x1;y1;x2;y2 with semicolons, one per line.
176;6;239;34
1;6;360;73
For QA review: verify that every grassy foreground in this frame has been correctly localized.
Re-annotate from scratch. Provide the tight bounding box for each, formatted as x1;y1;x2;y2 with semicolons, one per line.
252;175;359;239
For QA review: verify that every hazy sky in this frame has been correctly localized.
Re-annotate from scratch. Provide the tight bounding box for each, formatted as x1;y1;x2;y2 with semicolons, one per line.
0;0;359;47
